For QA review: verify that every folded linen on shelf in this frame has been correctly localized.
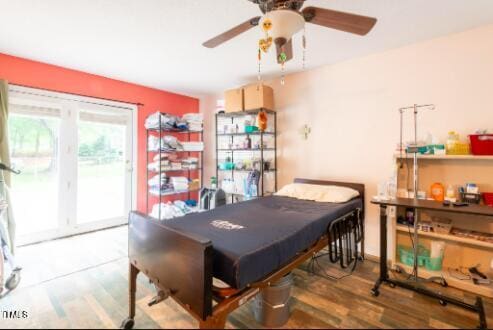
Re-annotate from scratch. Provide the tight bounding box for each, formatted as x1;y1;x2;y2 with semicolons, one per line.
182;157;199;169
170;176;189;192
148;135;184;152
148;160;172;172
148;173;167;187
149;200;196;220
181;141;204;152
145;112;189;131
170;162;182;170
183;113;203;132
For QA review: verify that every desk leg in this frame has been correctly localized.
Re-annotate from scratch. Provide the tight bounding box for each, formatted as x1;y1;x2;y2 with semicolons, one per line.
371;205;388;296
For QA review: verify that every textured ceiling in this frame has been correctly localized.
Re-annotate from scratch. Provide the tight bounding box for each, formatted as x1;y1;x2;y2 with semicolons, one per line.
1;0;493;97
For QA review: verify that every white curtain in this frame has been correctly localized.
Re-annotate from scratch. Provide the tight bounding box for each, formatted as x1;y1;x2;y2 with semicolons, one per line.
0;79;15;253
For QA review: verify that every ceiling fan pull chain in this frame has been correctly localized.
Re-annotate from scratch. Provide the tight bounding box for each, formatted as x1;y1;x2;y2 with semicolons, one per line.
302;27;307;70
257;48;263;82
280;61;286;86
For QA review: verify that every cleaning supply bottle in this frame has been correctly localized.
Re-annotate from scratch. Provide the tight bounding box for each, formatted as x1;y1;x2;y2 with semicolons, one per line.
445;185;455;202
446;131;459;155
430;183;445;202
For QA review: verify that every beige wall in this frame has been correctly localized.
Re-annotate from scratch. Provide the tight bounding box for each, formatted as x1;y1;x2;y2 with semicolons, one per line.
201;24;493;257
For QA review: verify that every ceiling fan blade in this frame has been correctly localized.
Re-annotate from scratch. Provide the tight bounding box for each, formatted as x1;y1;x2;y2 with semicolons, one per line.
203;17;261;48
302;6;377;36
276;38;293;64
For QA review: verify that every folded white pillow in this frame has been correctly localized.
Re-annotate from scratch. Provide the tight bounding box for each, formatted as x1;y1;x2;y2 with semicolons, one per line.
275;183;359;203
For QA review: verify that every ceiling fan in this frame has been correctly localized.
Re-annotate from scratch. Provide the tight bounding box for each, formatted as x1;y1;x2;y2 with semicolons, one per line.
203;0;377;64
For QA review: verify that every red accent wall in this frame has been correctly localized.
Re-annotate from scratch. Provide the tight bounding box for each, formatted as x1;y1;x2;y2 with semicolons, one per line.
0;53;199;213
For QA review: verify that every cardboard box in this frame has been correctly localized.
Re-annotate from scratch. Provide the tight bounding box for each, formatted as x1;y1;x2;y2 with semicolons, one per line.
244;84;275;111
224;88;244;113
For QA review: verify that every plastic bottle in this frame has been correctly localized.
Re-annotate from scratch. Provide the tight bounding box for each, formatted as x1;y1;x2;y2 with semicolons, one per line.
446;131;459;155
446;185;455;200
430;183;445;202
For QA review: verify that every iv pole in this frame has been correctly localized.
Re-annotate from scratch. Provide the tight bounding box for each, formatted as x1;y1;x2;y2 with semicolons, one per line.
397;104;445;285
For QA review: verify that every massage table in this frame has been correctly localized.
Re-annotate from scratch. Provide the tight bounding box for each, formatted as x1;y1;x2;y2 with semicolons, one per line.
121;178;365;329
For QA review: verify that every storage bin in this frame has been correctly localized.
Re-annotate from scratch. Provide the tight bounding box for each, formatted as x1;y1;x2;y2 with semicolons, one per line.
446;142;470;155
225;88;244;113
483;193;493;207
460;192;482;204
244;84;275;111
398;245;429;267
218;162;235;170
425;256;444;271
431;218;452;234
398;245;444;271
469;134;493;155
245;125;259;133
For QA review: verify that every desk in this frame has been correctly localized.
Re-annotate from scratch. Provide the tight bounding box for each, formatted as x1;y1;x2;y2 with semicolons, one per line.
371;198;491;330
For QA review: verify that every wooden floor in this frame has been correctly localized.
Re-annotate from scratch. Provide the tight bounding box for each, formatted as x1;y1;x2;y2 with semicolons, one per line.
1;226;492;329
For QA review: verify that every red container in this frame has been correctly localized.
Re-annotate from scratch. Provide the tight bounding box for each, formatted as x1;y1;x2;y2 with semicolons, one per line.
484;193;493;207
469;134;493;155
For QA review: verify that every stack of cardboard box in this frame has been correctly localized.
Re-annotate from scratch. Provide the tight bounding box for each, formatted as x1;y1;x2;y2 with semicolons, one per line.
224;84;274;113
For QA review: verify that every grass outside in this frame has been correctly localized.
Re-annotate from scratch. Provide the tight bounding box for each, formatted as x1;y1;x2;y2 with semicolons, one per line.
10;159;126;237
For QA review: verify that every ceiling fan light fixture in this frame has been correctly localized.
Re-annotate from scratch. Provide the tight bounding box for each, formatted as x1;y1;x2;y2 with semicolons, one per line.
260;9;305;42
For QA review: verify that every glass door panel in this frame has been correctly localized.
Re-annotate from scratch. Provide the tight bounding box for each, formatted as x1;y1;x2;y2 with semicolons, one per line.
76;111;130;225
8;113;60;237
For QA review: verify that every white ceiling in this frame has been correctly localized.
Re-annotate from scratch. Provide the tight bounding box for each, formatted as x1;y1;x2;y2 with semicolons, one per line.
1;0;493;97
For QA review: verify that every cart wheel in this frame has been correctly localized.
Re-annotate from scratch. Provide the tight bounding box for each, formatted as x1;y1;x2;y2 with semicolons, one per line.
389;282;396;288
371;288;380;297
5;270;21;291
120;318;135;330
439;300;447;306
440;279;448;288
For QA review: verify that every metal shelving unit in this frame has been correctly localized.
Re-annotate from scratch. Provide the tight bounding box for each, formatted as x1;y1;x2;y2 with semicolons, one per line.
215;108;277;204
146;117;203;219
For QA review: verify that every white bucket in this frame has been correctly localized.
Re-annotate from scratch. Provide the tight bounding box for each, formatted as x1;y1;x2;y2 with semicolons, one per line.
252;273;293;327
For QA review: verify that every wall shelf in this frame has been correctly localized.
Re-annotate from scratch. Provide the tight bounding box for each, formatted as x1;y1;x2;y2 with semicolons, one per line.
216;108;277;204
391;154;493;298
146;114;203;218
396;224;493;250
394;153;493;160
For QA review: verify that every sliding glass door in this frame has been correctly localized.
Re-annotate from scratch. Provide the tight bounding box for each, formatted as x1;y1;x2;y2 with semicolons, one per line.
8;89;135;245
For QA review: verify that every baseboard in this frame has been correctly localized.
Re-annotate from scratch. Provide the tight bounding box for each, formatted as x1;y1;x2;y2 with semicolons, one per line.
364;253;380;263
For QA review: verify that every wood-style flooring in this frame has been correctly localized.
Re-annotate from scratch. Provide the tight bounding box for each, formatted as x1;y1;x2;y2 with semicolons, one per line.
0;226;491;329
